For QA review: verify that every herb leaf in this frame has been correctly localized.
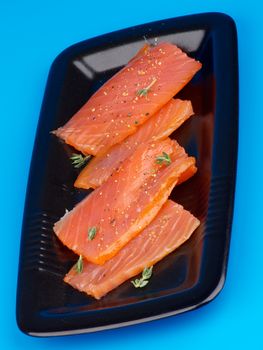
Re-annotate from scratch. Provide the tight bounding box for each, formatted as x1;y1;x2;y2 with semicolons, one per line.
131;279;140;288
137;88;148;97
156;152;171;165
70;153;91;168
142;266;153;279
88;226;97;240
131;279;149;288
136;78;157;97
139;280;149;288
131;266;153;288
75;255;83;274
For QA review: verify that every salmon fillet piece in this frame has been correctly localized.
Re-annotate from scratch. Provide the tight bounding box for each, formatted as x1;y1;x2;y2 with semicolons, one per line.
64;200;200;299
53;139;197;265
53;42;201;155
75;98;194;189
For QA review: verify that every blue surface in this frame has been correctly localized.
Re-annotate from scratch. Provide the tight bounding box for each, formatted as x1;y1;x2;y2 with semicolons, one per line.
1;0;262;348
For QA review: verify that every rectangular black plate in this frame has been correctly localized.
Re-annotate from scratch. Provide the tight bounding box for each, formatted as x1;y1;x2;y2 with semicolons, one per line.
16;12;238;336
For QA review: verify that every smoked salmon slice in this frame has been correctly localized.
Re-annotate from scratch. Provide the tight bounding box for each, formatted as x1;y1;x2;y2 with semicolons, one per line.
64;200;200;299
54;139;197;265
75;98;194;189
53;43;201;155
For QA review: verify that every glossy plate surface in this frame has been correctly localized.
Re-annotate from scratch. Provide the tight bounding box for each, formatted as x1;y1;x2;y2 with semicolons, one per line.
16;12;238;336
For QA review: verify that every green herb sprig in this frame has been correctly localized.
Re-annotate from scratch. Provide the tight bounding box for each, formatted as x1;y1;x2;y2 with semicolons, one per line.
70;153;91;168
137;78;157;97
131;266;153;288
156;152;171;166
75;255;83;274
88;226;97;240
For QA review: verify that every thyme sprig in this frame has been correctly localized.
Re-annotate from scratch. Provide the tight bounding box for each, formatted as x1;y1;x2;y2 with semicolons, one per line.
137;78;157;97
70;153;91;168
88;226;97;240
156;152;171;166
131;266;153;288
74;255;83;274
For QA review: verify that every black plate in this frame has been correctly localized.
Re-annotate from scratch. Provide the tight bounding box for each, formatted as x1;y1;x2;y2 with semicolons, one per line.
16;12;238;336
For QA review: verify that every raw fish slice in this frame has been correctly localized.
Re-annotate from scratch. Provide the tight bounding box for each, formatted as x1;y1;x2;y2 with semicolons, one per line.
75;98;194;189
53;43;201;155
64;200;200;299
54;139;196;264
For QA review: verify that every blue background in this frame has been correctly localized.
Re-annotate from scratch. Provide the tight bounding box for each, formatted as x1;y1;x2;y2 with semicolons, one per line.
1;0;262;348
